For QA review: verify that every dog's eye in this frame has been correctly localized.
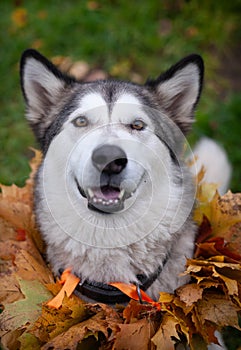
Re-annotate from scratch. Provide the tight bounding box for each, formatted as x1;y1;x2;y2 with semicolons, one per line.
73;116;88;127
131;120;146;131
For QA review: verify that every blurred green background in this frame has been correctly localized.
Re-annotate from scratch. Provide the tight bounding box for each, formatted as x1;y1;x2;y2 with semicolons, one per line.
0;0;240;192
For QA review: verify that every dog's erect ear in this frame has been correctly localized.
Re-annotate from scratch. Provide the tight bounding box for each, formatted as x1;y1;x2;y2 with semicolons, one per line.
146;54;204;134
20;49;76;143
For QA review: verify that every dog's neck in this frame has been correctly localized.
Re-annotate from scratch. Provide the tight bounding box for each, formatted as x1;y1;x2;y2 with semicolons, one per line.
74;262;166;304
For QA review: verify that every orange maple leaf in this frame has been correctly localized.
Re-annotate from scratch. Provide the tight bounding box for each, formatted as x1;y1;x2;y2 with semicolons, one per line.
46;269;80;309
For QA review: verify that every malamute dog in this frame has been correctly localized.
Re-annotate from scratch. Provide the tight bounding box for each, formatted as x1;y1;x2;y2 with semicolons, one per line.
20;50;230;307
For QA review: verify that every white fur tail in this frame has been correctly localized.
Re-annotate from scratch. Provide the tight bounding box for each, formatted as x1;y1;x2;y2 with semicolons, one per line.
191;137;232;195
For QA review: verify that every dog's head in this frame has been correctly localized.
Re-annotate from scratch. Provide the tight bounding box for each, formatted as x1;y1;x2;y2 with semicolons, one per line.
20;50;203;247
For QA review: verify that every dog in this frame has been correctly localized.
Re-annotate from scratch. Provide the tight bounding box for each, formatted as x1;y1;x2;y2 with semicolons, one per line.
20;49;230;349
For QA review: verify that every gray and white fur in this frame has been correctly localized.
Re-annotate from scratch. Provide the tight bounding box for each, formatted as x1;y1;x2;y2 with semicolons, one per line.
20;50;230;349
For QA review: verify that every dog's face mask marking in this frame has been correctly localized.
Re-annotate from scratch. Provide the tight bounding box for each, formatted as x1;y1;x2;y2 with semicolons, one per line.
20;50;203;250
57;91;169;216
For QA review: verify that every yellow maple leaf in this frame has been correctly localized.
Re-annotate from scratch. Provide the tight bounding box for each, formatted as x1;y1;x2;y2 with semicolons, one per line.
193;164;241;243
0;149;43;251
151;314;181;350
194;189;241;238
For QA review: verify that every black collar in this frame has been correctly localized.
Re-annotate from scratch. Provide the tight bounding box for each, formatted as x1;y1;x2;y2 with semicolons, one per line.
75;264;164;304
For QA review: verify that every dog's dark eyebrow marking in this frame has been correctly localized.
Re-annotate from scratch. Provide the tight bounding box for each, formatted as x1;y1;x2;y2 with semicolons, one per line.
101;82;126;116
156;135;179;165
40;93;81;153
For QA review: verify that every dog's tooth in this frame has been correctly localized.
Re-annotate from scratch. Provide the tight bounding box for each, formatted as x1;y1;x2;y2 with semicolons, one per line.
88;188;94;198
93;197;97;203
118;189;125;200
109;199;113;204
114;199;119;204
87;188;94;198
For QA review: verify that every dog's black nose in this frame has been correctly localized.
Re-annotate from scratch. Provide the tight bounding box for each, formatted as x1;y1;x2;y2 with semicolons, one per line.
92;145;128;174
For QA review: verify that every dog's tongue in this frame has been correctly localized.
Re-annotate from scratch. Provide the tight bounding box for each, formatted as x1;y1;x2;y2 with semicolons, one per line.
95;186;120;200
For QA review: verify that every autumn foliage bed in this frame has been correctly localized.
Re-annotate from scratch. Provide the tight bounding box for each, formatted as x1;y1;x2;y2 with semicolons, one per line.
0;149;241;350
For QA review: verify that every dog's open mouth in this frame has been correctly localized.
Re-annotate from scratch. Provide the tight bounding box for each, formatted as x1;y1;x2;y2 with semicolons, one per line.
76;181;130;214
87;185;126;213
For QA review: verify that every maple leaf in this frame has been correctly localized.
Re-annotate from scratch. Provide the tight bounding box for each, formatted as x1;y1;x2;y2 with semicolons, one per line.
178;258;241;344
0;192;33;231
193;177;241;289
176;284;204;307
40;305;121;350
30;295;87;343
0;150;55;349
18;332;41;350
113;318;157;350
0;149;44;253
123;299;155;323
194;184;241;240
195;236;241;262
195;291;240;329
0;274;24;305
46;269;80;309
151;314;181;350
0;278;52;348
16;249;54;284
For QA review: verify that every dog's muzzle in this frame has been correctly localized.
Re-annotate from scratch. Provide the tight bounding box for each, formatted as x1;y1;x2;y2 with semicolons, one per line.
77;144;133;214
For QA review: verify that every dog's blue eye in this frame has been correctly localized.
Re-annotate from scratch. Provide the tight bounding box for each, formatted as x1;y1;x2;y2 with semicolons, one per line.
131;120;145;131
73;116;88;127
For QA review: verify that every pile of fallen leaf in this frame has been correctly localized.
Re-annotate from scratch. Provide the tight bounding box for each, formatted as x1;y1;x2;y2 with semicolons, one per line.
1;58;241;349
1;152;241;350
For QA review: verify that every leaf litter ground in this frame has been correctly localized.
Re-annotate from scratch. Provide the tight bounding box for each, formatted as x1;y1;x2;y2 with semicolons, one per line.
0;60;241;350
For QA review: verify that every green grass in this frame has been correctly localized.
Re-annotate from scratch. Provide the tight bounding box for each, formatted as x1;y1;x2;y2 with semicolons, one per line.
0;0;240;191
